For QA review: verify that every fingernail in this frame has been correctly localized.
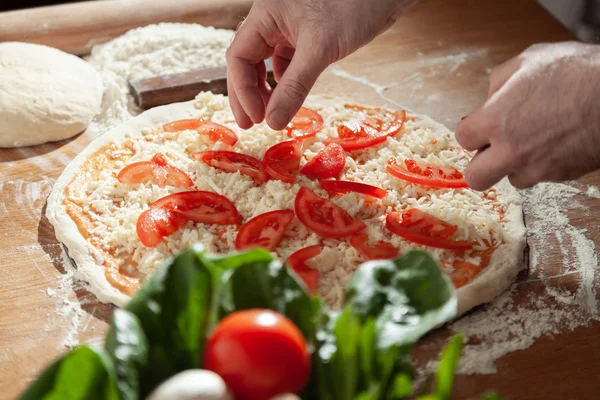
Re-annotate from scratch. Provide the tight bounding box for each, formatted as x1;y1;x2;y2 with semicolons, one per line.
268;109;289;130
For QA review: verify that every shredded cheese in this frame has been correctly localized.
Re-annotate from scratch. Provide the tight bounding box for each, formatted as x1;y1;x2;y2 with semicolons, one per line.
71;92;513;309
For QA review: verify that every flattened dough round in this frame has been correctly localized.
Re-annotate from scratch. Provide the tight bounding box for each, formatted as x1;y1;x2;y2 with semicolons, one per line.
47;94;526;314
0;42;103;148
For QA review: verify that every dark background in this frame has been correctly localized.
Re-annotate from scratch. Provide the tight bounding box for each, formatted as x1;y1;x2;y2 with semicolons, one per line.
1;0;599;43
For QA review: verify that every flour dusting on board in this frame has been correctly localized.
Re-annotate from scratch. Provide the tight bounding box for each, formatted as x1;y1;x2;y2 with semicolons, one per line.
450;183;600;374
87;23;233;135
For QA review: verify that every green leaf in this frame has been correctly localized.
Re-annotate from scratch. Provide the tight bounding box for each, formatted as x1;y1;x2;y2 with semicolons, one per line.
105;309;149;400
391;373;413;398
219;258;315;338
311;309;356;400
344;251;457;349
358;318;377;388
434;335;464;399
203;247;275;270
125;246;214;395
19;346;118;400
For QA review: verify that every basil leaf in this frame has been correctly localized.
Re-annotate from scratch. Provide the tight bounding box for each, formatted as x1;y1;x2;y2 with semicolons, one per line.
203;247;274;270
125;245;213;395
345;251;457;349
434;335;463;399
19;346;118;400
105;309;149;400
391;373;413;398
219;259;315;338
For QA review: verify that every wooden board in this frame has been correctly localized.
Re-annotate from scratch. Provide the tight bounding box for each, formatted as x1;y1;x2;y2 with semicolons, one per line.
2;0;599;398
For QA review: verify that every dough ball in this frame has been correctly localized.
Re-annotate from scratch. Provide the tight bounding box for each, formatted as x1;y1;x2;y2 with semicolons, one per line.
146;369;233;400
0;42;103;148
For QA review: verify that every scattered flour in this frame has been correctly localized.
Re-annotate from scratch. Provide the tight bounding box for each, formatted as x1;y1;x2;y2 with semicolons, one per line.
43;249;89;349
327;66;406;111
87;23;234;135
586;185;600;199
450;182;600;374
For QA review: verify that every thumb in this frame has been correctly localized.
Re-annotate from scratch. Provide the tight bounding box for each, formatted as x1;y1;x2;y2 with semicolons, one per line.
265;40;330;130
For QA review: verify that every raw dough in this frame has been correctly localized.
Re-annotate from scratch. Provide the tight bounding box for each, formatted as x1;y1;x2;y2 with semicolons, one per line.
0;42;103;148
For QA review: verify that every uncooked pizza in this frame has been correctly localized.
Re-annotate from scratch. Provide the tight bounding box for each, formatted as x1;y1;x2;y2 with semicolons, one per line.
47;92;526;314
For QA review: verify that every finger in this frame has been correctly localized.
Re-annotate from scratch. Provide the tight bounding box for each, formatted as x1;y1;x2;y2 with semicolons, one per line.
455;107;491;151
266;40;330;130
226;14;276;124
488;56;521;98
464;146;512;191
255;60;273;105
227;67;253;129
507;172;535;190
507;165;546;189
272;45;295;83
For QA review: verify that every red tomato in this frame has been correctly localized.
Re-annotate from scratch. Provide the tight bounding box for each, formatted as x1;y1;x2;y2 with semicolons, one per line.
294;187;366;238
330;110;406;151
235;210;295;251
349;233;399;260
193;151;268;183
152;190;239;225
285;107;324;139
263;140;303;184
136;207;186;247
385;209;473;250
288;245;321;294
387;158;468;188
196;121;238;146
319;179;387;199
163;119;238;146
117;153;194;188
300;143;346;180
204;309;311;400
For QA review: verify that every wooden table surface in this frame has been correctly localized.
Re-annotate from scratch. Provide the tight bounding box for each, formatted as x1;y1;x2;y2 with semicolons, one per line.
2;0;599;399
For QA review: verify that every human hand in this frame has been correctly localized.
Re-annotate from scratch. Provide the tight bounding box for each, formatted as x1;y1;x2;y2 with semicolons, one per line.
226;0;419;130
456;41;600;190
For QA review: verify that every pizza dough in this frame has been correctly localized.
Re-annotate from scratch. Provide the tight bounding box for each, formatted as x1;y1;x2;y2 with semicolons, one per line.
0;42;103;148
47;93;526;315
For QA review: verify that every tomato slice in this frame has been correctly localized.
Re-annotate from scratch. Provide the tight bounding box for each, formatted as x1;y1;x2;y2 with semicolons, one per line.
319;179;387;199
300;143;345;180
263;140;303;184
288;245;321;294
117;153;194;188
294;187;366;238
387;158;468;188
152;190;239;225
235;210;295;251
285;107;324;139
349;233;399;260
204;309;311;400
193;151;268;183
136;207;186;247
162;119;202;132
163;119;238;145
385;209;473;250
330;110;406;151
